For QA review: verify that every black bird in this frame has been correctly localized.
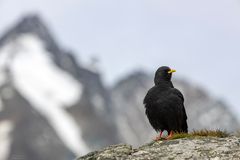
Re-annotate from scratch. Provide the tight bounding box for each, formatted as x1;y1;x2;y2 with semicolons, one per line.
143;66;188;140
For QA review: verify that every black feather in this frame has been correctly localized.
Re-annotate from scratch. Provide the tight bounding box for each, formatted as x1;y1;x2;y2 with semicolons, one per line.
143;66;188;133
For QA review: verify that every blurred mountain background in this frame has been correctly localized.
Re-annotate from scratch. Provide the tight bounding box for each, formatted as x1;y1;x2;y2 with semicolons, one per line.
0;1;240;160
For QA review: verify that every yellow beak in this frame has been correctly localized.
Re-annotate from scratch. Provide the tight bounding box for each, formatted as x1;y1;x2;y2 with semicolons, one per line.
168;69;176;74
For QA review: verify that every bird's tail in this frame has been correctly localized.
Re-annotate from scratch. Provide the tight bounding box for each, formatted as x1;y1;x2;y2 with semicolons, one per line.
181;120;188;133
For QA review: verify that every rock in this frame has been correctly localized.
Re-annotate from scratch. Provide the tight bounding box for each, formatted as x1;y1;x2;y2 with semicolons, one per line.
77;136;240;160
78;144;132;160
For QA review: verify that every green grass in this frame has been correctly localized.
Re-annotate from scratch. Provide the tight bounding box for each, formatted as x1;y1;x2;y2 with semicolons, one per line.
153;130;229;141
171;129;229;140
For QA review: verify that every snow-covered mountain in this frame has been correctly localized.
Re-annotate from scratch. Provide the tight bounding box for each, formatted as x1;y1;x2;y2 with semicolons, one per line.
111;71;240;146
0;15;120;160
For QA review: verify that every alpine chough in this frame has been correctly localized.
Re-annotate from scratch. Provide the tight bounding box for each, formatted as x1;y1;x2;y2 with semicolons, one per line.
143;66;188;140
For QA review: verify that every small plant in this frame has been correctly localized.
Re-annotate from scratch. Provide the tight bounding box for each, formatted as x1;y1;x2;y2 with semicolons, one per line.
171;129;229;140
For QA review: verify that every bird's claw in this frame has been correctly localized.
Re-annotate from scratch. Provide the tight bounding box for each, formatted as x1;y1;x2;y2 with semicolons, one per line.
153;136;162;141
165;130;173;140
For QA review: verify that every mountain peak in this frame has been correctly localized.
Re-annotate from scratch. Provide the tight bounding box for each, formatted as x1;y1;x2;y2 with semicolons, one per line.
15;14;46;34
0;14;59;51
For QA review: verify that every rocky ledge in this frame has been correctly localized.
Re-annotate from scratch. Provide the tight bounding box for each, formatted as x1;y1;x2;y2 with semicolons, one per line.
77;136;240;160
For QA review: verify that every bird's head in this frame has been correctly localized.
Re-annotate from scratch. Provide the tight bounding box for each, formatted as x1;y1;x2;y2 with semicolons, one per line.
154;66;176;85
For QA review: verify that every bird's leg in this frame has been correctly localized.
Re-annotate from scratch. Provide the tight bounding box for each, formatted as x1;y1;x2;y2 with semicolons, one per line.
154;131;163;141
160;131;163;138
165;130;173;140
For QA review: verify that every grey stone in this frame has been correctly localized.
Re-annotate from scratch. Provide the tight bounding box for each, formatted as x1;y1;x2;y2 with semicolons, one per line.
78;137;240;160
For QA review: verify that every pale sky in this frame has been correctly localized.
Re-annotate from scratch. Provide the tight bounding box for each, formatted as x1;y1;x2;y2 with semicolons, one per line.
0;0;240;116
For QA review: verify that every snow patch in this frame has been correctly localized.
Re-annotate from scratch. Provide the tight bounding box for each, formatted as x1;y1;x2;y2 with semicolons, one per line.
0;120;13;160
3;34;89;154
0;44;11;69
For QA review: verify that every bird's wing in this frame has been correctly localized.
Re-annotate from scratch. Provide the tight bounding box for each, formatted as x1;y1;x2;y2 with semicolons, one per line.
170;88;187;117
171;88;187;125
144;87;188;132
166;88;188;132
170;88;184;102
143;87;156;105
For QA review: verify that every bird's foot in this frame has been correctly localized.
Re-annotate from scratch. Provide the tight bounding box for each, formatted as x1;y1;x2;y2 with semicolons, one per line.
154;136;161;141
165;130;173;140
154;131;164;141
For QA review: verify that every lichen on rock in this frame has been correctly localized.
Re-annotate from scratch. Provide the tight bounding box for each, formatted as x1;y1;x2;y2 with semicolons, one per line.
78;144;132;160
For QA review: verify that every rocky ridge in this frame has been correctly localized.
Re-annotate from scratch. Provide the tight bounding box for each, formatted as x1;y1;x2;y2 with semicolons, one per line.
78;136;240;160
